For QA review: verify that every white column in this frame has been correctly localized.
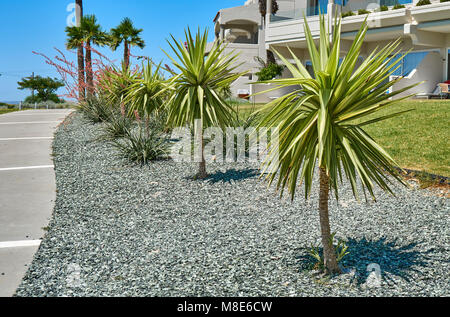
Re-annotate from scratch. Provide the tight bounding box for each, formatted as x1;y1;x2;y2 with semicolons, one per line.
219;25;225;41
440;47;449;82
75;3;82;27
266;0;272;28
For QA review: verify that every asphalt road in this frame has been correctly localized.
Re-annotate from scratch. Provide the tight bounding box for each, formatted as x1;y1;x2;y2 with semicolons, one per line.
0;109;72;297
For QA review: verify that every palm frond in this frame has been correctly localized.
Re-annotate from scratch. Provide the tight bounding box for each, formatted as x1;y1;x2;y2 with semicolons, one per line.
258;15;419;201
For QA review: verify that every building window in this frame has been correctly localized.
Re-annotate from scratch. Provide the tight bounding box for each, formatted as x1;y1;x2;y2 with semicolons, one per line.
308;0;329;16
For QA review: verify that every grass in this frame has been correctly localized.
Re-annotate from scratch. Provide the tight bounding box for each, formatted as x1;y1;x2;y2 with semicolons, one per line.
0;109;19;115
363;100;449;177
236;99;450;177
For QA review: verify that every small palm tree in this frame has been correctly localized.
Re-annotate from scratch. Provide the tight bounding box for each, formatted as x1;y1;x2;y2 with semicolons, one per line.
110;18;145;70
258;15;419;274
125;61;165;119
164;28;247;179
66;14;108;97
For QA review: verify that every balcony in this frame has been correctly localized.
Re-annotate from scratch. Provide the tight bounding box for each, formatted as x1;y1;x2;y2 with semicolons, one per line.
410;1;450;23
266;0;416;46
270;0;329;23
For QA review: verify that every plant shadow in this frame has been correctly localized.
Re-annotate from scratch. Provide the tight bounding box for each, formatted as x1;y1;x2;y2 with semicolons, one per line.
205;168;259;184
295;237;434;285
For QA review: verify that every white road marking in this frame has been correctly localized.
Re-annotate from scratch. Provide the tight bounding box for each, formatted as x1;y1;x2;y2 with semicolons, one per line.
0;165;54;172
6;113;72;116
0;137;54;141
0;121;60;125
0;240;42;249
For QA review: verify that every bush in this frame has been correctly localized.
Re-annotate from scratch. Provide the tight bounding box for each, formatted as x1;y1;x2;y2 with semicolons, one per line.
111;123;169;164
440;0;449;2
77;97;113;124
256;63;284;81
24;94;62;104
416;0;431;5
342;11;356;18
100;112;134;141
358;9;370;15
97;64;141;107
380;5;389;11
393;4;406;9
0;102;15;109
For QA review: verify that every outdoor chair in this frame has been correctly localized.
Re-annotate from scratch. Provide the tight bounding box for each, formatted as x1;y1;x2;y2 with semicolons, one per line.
438;83;450;99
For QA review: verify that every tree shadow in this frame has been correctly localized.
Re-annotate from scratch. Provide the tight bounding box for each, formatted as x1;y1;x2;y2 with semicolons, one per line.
205;168;259;184
295;237;434;285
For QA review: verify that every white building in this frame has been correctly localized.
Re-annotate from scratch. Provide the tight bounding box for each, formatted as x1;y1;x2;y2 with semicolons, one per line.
210;0;450;102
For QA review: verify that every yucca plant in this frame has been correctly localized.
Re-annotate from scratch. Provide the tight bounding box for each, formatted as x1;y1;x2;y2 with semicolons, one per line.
77;97;113;123
125;61;165;119
100;111;134;141
111;123;168;165
97;63;141;107
164;28;247;178
257;15;419;274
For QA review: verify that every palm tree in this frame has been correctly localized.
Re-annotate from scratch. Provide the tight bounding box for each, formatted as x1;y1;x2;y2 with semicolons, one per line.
258;15;418;274
66;14;108;98
164;29;247;179
259;0;279;22
110;18;145;70
75;0;84;101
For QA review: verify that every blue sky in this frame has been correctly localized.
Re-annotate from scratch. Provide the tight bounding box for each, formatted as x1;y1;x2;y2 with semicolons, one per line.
0;0;245;102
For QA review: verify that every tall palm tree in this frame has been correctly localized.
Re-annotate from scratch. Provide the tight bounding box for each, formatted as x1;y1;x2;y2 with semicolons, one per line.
258;15;418;274
66;15;108;98
75;0;84;101
164;29;247;179
110;18;145;70
259;0;279;22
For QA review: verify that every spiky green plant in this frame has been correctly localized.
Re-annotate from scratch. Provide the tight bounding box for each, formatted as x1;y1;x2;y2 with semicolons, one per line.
257;15;419;274
99;112;134;141
97;63;141;107
125;61;165;118
111;123;168;165
77;97;113;123
164;28;247;178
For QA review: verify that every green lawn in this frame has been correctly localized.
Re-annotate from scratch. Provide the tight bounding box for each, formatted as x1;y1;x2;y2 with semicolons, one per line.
0;109;18;115
363;100;449;177
237;99;450;177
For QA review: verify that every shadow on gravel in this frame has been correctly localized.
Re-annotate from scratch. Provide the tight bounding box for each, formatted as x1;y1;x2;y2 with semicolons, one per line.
295;237;434;285
205;168;259;184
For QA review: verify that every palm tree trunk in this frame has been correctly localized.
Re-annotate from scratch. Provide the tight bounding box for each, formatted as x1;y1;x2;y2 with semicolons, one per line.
319;167;341;274
85;40;94;98
77;46;85;101
124;40;129;70
76;0;85;102
198;138;207;179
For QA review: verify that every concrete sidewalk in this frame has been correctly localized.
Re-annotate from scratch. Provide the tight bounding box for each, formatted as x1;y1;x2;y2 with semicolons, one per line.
0;109;73;297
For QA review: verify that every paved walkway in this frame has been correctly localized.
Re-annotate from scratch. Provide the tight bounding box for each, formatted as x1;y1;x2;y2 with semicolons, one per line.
0;109;73;296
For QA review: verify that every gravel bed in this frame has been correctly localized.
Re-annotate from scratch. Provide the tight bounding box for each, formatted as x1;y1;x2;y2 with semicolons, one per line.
16;113;449;297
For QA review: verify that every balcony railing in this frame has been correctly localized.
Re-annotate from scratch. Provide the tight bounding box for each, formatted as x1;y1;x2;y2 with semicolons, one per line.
270;0;329;22
270;0;413;23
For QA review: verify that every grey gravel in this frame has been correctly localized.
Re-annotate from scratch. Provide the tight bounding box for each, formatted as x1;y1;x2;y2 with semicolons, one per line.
15;114;450;297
